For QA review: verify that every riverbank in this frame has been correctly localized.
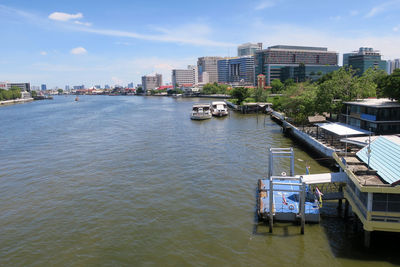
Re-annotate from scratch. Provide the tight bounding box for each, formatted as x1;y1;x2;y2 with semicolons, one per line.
0;98;33;106
270;110;339;165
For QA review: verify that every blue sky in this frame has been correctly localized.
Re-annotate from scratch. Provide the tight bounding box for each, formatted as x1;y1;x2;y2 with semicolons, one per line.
1;0;400;88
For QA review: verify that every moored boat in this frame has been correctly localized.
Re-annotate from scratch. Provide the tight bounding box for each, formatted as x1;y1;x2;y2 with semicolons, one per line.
191;103;212;120
211;101;229;117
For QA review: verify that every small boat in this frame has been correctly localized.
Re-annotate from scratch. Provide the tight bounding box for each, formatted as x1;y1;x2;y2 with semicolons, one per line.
75;96;79;101
211;101;229;117
191;103;212;120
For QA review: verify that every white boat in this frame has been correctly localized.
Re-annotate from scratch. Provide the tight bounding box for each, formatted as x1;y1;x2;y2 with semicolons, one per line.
211;101;229;117
191;103;212;120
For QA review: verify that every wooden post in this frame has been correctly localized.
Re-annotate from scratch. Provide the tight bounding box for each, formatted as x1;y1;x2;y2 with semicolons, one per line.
300;182;306;235
269;178;274;233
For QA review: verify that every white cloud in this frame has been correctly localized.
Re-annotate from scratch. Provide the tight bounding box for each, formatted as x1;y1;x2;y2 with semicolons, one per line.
255;1;275;10
365;1;400;18
74;20;92;27
330;15;342;21
40;51;47;56
77;23;235;47
393;25;400;32
349;10;359;16
70;47;87;55
49;12;83;21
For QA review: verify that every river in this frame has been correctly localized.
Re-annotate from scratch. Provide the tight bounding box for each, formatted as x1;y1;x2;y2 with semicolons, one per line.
0;95;399;266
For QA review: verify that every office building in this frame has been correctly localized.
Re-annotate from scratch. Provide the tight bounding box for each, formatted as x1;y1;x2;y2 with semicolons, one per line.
41;84;47;91
65;85;70;91
340;98;400;134
0;82;30;91
387;59;400;74
280;65;339;83
346;47;387;75
142;73;162;92
238;42;262;57
127;82;134;88
197;57;222;83
217;56;255;85
255;45;339;85
172;65;198;88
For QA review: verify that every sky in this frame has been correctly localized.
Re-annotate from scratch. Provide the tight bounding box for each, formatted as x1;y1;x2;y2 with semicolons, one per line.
1;0;400;88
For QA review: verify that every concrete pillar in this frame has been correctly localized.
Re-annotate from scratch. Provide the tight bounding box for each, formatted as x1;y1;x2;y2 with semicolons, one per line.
364;230;371;248
344;199;350;219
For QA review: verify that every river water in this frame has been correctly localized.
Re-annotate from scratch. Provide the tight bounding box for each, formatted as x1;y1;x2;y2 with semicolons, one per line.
0;96;399;266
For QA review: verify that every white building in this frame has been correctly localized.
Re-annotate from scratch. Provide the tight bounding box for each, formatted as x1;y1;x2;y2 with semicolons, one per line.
197;57;222;84
142;73;162;92
0;82;30;91
171;65;198;88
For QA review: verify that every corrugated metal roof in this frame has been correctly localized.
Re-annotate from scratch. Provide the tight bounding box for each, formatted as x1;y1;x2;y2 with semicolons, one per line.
356;137;400;185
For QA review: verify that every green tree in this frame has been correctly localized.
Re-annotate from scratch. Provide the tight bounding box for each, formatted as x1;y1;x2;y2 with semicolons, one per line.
136;87;144;94
231;87;249;105
382;69;400;101
270;79;284;93
31;91;38;97
280;82;318;125
57;89;63;94
315;67;376;117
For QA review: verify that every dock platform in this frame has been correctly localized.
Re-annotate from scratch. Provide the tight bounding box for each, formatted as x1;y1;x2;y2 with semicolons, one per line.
257;179;320;223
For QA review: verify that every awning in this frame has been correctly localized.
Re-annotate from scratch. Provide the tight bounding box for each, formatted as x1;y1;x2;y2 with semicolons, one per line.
315;122;372;137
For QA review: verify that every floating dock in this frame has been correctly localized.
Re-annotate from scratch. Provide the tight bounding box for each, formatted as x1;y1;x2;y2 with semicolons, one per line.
257;178;320;223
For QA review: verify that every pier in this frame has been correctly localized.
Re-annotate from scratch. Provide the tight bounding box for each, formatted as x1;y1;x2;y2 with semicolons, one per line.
267;108;400;247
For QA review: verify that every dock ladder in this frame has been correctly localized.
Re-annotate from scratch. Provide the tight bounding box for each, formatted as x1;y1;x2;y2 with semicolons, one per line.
267;148;306;234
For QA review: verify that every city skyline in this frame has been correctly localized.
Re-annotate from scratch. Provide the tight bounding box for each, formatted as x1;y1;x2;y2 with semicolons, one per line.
1;0;400;87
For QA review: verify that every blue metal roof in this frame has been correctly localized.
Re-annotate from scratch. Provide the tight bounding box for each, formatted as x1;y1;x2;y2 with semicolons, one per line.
356;137;400;185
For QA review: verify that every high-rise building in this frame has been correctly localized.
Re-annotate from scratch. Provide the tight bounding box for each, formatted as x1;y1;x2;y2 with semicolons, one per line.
41;84;47;91
387;59;400;74
237;42;262;57
142;73;162;92
346;47;387;75
217;56;255;85
65;85;70;91
127;82;134;88
104;84;110;89
197;57;222;83
255;45;339;85
171;65;198;88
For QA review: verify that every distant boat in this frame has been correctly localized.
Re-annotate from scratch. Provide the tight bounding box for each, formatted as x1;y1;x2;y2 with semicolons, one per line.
191;103;212;120
211;101;229;117
75;96;79;101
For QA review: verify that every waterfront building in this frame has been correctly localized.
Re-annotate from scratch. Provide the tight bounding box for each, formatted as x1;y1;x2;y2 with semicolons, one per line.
172;65;198;88
237;42;262;57
197;57;222;83
142;73;162;92
217;56;255;86
340;98;400;134
0;82;30;91
104;84;110;89
41;84;47;91
73;85;85;90
255;45;338;85
346;47;387;75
